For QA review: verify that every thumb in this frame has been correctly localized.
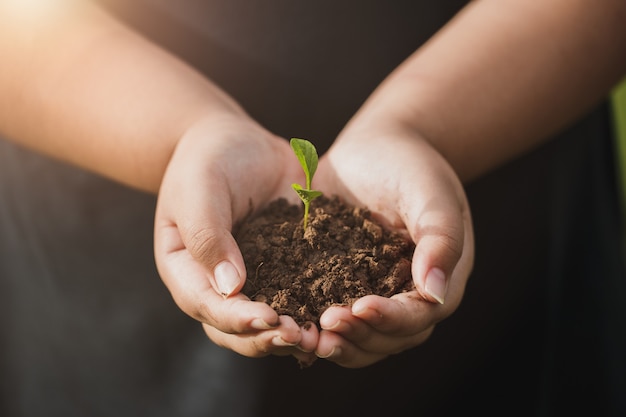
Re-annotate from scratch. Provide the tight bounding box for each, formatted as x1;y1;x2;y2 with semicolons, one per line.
169;150;249;299
154;174;248;327
182;224;246;298
409;198;470;306
172;176;246;298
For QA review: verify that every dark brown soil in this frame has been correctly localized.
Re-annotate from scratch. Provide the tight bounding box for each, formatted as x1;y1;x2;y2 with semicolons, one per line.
235;195;416;327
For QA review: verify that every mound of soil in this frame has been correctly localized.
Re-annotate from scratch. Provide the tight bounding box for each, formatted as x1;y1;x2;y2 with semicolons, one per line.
235;195;416;327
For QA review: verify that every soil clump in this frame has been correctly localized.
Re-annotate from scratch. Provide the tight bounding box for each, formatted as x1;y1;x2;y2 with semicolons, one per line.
236;195;415;326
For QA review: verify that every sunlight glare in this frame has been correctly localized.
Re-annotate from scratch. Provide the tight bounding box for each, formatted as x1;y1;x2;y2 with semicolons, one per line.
4;0;70;22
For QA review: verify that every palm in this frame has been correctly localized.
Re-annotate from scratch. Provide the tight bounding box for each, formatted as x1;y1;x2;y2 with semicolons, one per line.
309;133;475;367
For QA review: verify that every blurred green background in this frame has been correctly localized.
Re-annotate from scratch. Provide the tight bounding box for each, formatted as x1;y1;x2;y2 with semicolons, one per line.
612;79;626;240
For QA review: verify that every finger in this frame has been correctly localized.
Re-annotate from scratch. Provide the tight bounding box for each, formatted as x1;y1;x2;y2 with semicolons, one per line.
156;127;256;299
175;171;248;298
411;205;465;305
320;295;436;354
296;322;320;353
400;161;470;305
202;315;304;358
412;206;474;310
316;329;388;368
352;293;439;333
155;220;245;308
154;222;280;330
292;323;320;368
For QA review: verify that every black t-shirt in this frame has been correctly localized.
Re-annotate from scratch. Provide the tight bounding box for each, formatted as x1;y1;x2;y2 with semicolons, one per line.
1;1;624;416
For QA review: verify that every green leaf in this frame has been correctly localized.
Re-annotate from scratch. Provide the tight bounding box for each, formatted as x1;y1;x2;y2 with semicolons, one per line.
292;183;323;204
289;138;323;231
290;138;318;189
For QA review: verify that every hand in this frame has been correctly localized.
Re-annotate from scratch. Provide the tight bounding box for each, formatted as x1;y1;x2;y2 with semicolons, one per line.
153;114;318;364
313;126;474;368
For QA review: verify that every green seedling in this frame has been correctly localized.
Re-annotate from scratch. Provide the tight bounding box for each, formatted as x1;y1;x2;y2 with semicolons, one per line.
290;138;323;231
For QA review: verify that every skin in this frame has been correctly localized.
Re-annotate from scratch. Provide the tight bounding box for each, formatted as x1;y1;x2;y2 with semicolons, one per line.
1;0;625;368
313;0;626;367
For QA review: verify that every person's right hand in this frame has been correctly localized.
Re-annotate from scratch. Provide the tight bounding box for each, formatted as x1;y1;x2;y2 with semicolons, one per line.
153;113;319;364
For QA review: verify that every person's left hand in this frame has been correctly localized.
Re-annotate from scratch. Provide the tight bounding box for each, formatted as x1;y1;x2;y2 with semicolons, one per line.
312;125;474;368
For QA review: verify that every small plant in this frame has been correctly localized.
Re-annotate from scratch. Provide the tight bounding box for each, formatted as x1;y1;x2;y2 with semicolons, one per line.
290;138;323;231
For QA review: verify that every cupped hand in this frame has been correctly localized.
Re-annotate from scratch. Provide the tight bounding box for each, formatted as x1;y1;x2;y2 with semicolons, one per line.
154;114;318;363
313;125;475;368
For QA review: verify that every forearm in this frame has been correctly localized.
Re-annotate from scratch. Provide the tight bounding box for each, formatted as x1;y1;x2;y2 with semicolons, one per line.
0;0;245;193
346;0;626;182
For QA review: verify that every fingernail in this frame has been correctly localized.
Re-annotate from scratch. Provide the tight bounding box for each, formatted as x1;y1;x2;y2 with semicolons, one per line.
425;267;447;304
272;336;297;347
352;304;383;322
214;261;241;297
316;346;341;359
250;318;274;330
352;303;367;316
322;319;342;331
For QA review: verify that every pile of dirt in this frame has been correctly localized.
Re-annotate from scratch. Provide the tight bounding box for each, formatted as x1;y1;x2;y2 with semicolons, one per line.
236;195;415;326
